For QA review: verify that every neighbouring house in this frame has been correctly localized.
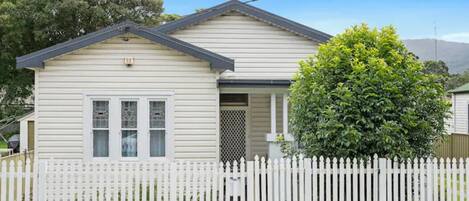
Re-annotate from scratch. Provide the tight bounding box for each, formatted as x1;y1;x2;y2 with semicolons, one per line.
18;111;34;152
16;0;331;162
436;83;469;158
449;83;469;134
0;111;34;155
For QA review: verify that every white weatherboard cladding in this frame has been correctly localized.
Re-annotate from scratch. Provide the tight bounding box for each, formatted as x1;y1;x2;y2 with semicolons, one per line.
453;93;469;134
171;12;319;80
36;35;219;160
248;94;284;159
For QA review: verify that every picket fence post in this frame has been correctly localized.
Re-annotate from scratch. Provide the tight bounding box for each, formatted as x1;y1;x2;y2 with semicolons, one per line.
1;161;6;201
378;158;387;201
36;160;47;201
169;162;177;201
25;159;32;201
247;160;254;201
254;156;260;201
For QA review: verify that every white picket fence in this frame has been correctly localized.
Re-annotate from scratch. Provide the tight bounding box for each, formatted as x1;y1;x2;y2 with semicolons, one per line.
2;156;469;201
0;159;34;201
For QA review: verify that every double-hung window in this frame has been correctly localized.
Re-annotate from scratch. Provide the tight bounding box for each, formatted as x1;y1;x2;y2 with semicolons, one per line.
87;93;172;161
121;101;138;158
149;101;166;157
92;100;110;157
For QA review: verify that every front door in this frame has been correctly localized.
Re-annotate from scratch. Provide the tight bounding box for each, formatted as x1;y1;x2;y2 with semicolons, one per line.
220;107;248;163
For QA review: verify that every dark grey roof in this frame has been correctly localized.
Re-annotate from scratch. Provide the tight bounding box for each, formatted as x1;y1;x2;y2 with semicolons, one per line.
218;79;292;88
16;21;234;71
155;0;332;43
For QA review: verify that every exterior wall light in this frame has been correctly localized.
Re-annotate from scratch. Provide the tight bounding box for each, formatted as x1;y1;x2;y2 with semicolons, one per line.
124;57;135;67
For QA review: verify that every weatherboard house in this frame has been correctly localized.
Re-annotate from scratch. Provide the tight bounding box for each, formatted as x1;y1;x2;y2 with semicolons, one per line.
449;83;469;134
16;0;331;162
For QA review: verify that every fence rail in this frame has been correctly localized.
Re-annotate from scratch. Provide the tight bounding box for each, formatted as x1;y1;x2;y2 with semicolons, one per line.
1;156;469;201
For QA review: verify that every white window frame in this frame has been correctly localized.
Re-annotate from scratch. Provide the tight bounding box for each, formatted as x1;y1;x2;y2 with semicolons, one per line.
90;98;111;160
148;98;169;161
83;91;174;161
119;99;139;161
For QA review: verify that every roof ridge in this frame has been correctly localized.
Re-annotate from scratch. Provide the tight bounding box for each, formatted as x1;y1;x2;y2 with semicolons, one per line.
17;21;234;71
156;0;236;31
154;1;332;43
236;2;331;40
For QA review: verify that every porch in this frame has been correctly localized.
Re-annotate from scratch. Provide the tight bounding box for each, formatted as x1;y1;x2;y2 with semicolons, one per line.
219;80;294;162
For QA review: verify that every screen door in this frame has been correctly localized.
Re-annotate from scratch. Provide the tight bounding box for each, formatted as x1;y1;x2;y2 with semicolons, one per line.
220;107;247;163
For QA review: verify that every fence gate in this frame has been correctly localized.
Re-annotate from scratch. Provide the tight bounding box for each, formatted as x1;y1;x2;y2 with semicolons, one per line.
220;107;247;163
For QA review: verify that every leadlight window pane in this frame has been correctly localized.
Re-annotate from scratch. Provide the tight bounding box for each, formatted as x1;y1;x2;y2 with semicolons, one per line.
150;101;165;128
150;130;165;157
122;130;137;157
93;101;109;128
121;101;137;128
93;130;109;157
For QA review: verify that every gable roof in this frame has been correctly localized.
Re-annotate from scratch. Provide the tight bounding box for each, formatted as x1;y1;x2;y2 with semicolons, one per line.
449;83;469;94
155;0;332;43
16;21;234;71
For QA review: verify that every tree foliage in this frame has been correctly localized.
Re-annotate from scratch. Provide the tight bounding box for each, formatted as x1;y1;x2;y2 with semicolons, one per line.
447;70;469;91
289;24;451;159
0;0;179;119
422;60;469;91
423;60;449;77
422;60;449;89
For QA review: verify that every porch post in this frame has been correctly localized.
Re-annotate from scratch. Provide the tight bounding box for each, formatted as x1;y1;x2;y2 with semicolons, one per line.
270;93;277;135
266;93;294;159
266;93;280;159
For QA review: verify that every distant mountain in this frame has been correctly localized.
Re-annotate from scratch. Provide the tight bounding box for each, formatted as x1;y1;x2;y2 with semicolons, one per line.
403;39;469;74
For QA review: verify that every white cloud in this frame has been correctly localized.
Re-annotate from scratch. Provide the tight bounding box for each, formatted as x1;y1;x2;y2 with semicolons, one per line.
441;32;469;43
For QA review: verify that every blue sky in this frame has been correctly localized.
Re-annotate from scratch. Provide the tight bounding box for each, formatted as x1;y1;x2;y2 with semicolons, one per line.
164;0;469;43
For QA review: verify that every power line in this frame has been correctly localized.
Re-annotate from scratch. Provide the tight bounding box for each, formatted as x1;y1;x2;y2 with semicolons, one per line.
242;0;259;4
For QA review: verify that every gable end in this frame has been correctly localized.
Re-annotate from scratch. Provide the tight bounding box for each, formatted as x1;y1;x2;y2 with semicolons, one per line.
17;21;234;71
155;0;332;43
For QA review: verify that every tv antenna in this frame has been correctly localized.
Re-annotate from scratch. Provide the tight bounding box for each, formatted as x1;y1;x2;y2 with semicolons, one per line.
434;21;438;61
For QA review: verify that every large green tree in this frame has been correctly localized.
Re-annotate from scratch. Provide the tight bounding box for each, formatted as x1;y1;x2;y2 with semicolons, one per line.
289;24;450;159
0;0;179;119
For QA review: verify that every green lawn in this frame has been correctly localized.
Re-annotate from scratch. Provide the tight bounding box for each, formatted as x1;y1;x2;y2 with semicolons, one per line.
0;141;7;149
0;142;9;157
